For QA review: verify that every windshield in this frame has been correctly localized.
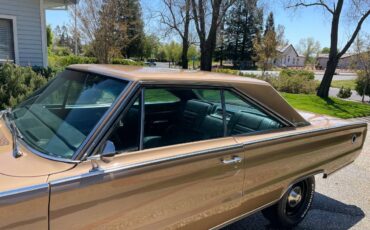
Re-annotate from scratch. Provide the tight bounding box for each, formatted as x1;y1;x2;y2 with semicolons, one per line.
11;70;128;160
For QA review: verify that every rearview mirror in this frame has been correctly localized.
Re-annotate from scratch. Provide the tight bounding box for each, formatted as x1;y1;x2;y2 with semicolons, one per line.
87;140;116;171
100;140;116;163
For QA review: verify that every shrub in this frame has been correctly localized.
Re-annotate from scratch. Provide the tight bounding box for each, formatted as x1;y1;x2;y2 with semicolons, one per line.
355;71;370;97
0;63;47;109
31;66;63;80
49;55;98;68
49;55;144;68
337;86;352;99
271;70;318;94
111;58;144;66
214;68;259;78
279;69;315;80
214;68;317;94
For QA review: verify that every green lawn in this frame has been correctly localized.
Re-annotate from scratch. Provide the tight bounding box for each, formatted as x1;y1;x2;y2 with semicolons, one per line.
281;93;370;119
331;80;356;90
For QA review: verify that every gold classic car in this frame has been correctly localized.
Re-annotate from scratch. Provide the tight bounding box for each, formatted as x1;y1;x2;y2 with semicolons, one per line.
0;65;367;230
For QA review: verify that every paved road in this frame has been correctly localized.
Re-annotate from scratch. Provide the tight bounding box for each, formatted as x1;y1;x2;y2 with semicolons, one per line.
240;70;358;81
226;120;370;230
329;87;370;102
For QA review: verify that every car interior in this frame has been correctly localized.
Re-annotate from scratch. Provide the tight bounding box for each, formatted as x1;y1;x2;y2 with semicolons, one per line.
110;88;284;152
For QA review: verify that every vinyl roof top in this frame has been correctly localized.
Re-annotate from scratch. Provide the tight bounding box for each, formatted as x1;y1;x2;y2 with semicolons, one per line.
67;64;268;85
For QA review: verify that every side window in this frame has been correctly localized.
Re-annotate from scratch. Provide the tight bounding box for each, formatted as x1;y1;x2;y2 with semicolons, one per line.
108;95;141;153
143;88;224;149
224;90;283;135
145;89;180;103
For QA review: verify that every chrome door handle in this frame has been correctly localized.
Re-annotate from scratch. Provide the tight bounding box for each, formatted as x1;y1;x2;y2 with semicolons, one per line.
221;156;242;165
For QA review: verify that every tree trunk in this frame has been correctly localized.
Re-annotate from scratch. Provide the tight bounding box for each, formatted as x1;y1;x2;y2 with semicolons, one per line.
317;56;339;97
200;43;214;71
316;0;342;98
181;40;189;69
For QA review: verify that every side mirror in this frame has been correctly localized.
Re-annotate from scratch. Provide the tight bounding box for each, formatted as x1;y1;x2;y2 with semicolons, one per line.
87;140;116;171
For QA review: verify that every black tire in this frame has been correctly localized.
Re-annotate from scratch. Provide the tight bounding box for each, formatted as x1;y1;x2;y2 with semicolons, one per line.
262;176;315;229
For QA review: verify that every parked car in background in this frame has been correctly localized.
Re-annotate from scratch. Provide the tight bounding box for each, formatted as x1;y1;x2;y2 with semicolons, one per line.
145;59;157;67
0;65;366;230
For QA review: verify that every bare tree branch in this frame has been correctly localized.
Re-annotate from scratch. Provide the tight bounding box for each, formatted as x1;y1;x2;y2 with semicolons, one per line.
287;0;334;14
338;9;370;57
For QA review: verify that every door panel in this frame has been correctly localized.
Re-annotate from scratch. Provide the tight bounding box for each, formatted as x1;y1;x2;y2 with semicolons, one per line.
49;137;245;229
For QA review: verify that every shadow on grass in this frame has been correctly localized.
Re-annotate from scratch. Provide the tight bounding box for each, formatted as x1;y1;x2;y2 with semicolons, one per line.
323;97;353;116
224;192;365;230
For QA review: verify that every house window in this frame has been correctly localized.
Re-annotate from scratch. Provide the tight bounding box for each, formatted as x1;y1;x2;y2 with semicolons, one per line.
288;56;290;63
293;58;296;65
0;18;15;62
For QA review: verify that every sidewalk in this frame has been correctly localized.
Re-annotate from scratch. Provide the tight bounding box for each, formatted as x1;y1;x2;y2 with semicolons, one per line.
329;87;370;103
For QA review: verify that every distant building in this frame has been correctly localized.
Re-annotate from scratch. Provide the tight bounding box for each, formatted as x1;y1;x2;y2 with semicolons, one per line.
274;44;306;67
316;53;365;70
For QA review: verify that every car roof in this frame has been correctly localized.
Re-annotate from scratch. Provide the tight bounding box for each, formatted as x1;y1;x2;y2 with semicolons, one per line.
67;64;269;86
66;64;307;126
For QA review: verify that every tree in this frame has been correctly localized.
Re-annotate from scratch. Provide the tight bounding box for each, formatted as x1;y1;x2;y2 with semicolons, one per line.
46;25;53;48
163;41;182;65
288;0;370;98
297;37;321;65
221;0;262;68
253;30;277;75
160;0;192;69
120;0;145;58
142;35;161;59
353;34;370;102
191;0;234;71
73;0;141;63
321;47;330;54
276;24;289;47
264;12;275;35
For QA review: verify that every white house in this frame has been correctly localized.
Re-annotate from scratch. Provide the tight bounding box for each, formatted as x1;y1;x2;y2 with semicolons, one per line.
274;44;305;68
0;0;77;67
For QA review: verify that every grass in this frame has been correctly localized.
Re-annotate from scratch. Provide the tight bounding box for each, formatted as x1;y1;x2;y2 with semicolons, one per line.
281;93;370;119
331;80;356;90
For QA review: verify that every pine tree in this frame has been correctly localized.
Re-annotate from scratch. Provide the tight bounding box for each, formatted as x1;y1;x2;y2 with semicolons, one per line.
119;0;145;58
220;0;262;68
264;12;275;36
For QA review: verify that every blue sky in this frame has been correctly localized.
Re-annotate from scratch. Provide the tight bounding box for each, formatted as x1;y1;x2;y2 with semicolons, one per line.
46;1;370;50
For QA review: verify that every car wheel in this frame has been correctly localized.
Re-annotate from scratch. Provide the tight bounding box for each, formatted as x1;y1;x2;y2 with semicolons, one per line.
262;176;315;229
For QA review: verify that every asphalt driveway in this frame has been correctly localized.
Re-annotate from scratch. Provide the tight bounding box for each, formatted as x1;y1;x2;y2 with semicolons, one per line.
225;121;370;230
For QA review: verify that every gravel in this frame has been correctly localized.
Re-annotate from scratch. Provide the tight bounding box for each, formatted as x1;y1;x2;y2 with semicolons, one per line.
225;122;370;230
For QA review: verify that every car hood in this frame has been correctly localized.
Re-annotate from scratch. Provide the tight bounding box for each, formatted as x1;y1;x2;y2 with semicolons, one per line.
0;118;75;177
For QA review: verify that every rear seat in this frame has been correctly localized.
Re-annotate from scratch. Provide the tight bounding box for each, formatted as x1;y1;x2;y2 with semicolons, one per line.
228;112;282;135
164;100;213;144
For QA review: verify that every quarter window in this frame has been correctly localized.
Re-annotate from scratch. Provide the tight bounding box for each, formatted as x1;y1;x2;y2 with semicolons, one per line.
224;90;283;135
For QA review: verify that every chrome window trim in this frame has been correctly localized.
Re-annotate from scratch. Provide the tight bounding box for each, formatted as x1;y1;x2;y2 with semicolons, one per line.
76;81;141;160
139;82;294;128
4;69;133;162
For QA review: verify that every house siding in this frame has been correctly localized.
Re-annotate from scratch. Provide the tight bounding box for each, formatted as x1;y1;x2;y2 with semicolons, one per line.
0;0;44;66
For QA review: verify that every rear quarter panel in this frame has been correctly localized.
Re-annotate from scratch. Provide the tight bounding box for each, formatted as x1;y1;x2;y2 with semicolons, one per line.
233;122;367;215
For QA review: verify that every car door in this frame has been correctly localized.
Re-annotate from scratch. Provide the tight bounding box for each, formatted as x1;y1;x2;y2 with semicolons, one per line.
48;87;246;230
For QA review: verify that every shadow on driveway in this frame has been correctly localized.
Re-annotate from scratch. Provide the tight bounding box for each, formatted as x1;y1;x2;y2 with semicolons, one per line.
224;192;365;230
